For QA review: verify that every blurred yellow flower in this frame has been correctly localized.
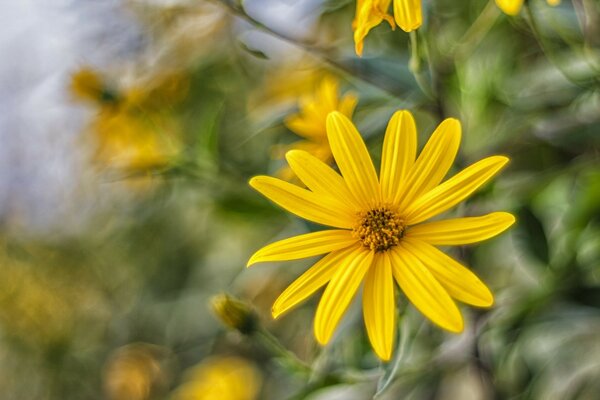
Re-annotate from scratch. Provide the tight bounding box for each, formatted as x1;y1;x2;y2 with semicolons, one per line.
353;0;422;56
276;76;357;180
496;0;560;16
104;344;166;400
92;111;175;173
172;356;261;400
248;110;514;360
70;67;183;175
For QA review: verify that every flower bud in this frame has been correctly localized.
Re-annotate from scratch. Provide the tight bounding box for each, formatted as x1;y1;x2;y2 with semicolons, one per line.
211;294;257;335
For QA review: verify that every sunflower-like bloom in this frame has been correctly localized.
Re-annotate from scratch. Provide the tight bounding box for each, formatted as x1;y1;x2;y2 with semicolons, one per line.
353;0;422;56
248;110;515;361
496;0;560;16
276;76;358;180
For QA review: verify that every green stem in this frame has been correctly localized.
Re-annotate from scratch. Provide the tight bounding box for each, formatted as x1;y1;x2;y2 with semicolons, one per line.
409;30;434;99
212;0;408;101
255;328;312;375
453;0;500;60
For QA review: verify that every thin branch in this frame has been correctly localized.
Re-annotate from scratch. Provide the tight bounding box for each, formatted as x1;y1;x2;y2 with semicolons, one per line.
211;0;411;101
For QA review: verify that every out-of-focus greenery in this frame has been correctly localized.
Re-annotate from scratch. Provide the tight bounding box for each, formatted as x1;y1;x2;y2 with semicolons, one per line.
1;0;599;399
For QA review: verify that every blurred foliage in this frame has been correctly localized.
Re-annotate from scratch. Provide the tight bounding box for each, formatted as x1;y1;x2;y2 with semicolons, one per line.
0;0;599;399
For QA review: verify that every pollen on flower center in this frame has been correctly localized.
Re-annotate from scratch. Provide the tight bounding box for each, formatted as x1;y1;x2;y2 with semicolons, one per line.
353;208;405;252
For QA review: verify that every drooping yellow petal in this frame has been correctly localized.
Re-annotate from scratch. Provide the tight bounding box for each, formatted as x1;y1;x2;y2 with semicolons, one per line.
272;246;360;318
353;0;395;56
314;247;374;344
546;0;560;6
389;246;463;332
495;0;523;15
249;176;354;228
363;252;396;361
404;156;509;225
396;118;461;212
326;112;380;207
402;239;493;307
380;110;417;204
285;150;362;211
406;212;516;245
393;0;422;32
247;230;357;266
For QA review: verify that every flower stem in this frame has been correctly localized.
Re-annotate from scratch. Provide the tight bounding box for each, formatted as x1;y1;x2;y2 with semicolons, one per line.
211;0;408;101
452;0;500;60
409;30;434;99
254;328;312;375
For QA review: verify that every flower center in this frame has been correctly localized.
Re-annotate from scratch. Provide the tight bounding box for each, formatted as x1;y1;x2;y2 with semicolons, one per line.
353;207;405;252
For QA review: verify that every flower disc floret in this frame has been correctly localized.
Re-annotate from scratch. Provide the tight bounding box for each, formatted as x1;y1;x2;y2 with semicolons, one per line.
353;208;405;252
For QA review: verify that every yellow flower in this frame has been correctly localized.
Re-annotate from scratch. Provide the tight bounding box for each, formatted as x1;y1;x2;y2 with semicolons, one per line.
248;110;515;361
496;0;560;16
276;76;358;180
69;68;182;175
104;344;165;400
92;111;175;173
353;0;422;56
172;356;261;400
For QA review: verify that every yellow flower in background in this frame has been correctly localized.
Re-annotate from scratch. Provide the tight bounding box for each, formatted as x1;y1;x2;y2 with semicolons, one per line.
172;356;261;400
70;67;183;175
104;344;166;400
353;0;422;56
496;0;560;15
248;110;515;360
92;111;175;173
276;76;358;180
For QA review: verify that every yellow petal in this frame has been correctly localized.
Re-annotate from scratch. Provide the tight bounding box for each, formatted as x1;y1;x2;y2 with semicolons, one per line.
402;239;494;307
272;246;359;318
406;212;516;245
363;252;396;361
389;246;463;332
393;0;422;32
326;112;380;207
404;156;509;225
397;118;461;212
284;114;325;139
247;230;357;266
314;247;374;344
546;0;560;6
495;0;523;15
380;110;417;204
318;76;339;113
285;150;362;211
249;176;354;228
353;0;394;56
